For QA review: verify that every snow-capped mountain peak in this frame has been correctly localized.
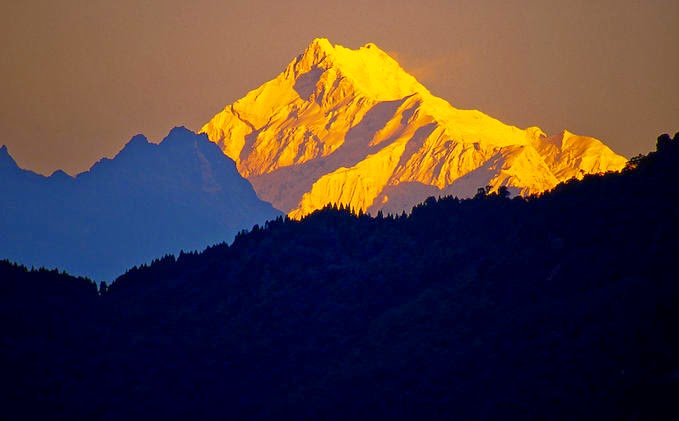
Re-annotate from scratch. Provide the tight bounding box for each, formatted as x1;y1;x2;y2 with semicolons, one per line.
201;39;627;218
288;38;429;102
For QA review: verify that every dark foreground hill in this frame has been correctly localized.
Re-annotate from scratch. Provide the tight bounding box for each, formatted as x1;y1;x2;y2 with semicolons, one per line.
2;134;678;419
0;127;281;280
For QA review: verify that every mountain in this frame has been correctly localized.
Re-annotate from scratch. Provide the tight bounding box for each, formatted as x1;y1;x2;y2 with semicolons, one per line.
3;134;677;419
0;127;281;280
201;38;627;218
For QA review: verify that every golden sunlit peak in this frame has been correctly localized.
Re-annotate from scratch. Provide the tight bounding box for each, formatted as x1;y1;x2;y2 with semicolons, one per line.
302;38;335;59
307;37;334;51
200;37;628;220
304;38;388;57
292;38;429;102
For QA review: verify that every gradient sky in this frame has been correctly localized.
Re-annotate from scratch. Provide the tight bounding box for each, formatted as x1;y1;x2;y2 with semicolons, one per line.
2;0;677;175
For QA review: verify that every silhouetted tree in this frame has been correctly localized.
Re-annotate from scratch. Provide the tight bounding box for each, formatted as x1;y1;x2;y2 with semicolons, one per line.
657;133;672;152
497;185;510;199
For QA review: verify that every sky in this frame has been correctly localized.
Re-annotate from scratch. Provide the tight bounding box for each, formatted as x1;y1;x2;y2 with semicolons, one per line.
1;0;677;176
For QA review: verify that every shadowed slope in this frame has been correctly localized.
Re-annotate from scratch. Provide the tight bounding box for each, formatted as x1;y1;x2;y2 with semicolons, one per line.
0;128;282;280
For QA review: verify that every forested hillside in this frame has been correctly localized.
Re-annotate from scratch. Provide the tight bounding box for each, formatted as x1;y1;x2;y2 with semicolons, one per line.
2;134;678;419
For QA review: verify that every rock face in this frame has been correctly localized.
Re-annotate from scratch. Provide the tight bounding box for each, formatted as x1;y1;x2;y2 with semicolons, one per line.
0;127;282;280
201;38;627;218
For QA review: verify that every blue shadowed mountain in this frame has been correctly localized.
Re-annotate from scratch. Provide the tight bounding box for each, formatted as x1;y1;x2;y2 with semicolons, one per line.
0;127;282;280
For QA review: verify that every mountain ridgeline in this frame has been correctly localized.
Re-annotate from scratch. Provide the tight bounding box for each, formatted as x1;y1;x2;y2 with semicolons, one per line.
201;38;627;218
2;133;677;419
0;39;629;280
0;127;281;280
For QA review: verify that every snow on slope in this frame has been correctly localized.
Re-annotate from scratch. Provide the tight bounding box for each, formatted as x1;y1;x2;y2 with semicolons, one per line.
201;38;627;218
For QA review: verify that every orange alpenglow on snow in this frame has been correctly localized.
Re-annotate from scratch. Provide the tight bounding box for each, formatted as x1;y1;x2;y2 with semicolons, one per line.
200;38;627;218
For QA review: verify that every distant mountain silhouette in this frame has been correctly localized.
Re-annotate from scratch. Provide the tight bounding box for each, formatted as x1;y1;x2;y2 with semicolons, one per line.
1;133;676;419
0;127;281;280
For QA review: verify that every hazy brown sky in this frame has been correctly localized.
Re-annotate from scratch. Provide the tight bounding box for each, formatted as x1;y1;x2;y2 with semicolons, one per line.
1;0;677;175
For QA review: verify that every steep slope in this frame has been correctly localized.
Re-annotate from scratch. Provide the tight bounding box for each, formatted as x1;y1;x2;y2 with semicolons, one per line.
0;127;281;280
201;38;627;218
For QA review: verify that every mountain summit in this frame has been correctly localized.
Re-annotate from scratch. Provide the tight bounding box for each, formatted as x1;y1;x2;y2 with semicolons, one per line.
201;38;627;218
0;145;19;171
